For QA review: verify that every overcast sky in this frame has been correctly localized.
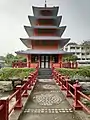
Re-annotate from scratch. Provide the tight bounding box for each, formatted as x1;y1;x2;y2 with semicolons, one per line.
0;0;90;56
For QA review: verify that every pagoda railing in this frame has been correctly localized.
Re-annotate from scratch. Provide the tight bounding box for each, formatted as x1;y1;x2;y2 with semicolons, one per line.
52;68;90;114
12;62;39;69
52;61;78;69
0;70;38;120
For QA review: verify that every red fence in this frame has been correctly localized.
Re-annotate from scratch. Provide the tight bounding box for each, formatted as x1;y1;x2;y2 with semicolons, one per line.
52;69;90;114
12;62;39;69
52;62;78;69
0;70;38;120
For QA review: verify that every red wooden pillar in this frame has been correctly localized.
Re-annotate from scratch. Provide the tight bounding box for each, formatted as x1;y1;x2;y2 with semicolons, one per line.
27;54;31;68
75;62;78;68
50;55;52;68
38;55;40;68
66;79;72;97
0;97;9;120
58;54;62;68
14;86;23;109
73;81;82;110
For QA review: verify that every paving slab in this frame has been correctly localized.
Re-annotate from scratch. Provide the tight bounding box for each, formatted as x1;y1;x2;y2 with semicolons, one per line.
18;78;80;120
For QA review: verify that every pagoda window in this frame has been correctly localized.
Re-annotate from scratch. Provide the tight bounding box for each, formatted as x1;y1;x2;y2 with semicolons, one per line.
37;29;56;36
52;55;58;63
38;19;54;25
40;10;52;16
31;55;38;63
42;41;47;46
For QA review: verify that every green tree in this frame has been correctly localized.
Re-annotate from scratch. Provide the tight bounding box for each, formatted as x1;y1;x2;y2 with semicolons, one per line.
63;55;77;62
5;54;27;67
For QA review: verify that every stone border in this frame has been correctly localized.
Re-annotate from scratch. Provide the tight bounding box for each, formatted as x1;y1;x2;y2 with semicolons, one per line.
10;82;37;120
55;82;90;120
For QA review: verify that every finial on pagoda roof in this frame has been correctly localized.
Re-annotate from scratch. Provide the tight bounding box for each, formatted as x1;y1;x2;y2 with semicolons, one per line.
45;0;47;7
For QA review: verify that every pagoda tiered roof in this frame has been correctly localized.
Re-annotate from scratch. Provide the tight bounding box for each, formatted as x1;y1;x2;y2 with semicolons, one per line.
20;37;70;48
16;49;72;55
32;6;59;16
24;26;66;37
28;16;62;26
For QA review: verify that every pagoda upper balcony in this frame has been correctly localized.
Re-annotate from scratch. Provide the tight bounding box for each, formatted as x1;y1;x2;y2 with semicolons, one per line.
28;16;62;26
32;6;59;17
24;26;66;37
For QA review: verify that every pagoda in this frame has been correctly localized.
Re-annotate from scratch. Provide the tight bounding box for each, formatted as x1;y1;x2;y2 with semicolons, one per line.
16;2;71;68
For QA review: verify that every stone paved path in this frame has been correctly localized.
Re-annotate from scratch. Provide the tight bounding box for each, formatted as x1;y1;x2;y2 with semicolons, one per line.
19;79;80;120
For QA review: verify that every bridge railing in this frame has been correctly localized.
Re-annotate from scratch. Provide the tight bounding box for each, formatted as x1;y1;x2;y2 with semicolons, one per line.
52;62;78;69
0;70;38;120
52;69;90;114
12;62;39;69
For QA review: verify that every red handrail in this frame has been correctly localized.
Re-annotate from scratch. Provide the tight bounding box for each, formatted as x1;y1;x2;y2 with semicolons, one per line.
52;68;90;114
0;69;38;120
0;104;4;111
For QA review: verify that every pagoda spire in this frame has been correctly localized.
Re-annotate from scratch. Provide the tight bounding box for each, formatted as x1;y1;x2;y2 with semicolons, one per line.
45;0;47;7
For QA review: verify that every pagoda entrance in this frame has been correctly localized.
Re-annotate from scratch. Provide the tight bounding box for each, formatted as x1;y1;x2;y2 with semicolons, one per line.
40;55;50;68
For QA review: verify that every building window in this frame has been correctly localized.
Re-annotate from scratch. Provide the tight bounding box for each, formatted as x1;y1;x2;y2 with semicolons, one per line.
77;58;81;60
70;47;75;49
86;58;90;60
86;53;89;55
82;58;85;60
81;47;84;49
76;52;80;55
76;47;80;49
82;53;85;55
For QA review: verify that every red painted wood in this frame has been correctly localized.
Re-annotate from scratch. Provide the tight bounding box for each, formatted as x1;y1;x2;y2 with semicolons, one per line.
0;97;9;120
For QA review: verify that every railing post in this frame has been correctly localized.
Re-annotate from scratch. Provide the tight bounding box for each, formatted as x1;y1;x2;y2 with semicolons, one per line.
66;79;72;97
73;80;82;110
58;74;61;86
0;97;9;120
28;76;32;90
14;85;23;109
61;76;66;90
22;80;29;97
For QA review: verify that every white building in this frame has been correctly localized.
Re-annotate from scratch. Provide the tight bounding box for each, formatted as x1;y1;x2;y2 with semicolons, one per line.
64;42;90;66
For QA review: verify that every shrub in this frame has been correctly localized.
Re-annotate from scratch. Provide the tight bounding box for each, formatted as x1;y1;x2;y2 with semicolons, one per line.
56;68;90;78
0;68;35;80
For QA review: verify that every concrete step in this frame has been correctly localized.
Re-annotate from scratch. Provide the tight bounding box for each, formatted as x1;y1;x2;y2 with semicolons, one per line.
38;68;52;79
38;75;52;79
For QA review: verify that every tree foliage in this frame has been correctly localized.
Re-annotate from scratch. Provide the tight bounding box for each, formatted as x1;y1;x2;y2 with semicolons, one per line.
4;53;27;67
63;55;77;62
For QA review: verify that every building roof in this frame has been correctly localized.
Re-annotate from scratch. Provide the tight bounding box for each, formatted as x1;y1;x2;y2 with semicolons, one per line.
32;6;59;17
16;49;72;55
24;25;63;29
66;42;77;46
28;16;62;26
20;36;69;40
24;26;66;37
20;37;70;48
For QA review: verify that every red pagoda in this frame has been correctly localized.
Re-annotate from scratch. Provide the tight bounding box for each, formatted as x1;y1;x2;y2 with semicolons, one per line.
15;3;71;68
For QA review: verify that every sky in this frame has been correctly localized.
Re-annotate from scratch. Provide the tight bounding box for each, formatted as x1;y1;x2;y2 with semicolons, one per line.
0;0;90;56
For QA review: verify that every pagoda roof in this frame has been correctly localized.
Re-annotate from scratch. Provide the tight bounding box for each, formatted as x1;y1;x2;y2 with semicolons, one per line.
24;26;66;37
32;6;59;16
25;25;63;29
16;49;72;55
28;16;62;26
20;37;70;48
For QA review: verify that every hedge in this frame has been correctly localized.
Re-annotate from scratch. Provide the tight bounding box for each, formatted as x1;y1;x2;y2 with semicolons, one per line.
0;68;35;80
56;68;90;78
